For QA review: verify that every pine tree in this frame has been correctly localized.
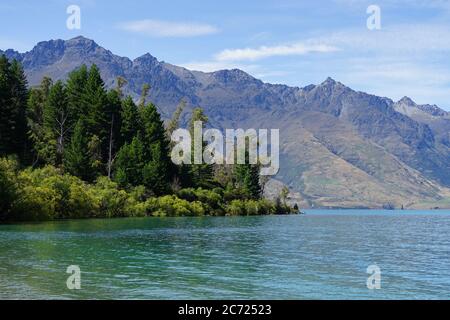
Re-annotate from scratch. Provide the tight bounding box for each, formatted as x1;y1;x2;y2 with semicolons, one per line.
235;163;261;199
0;56;29;159
139;102;171;193
66;65;88;121
82;65;108;152
43;80;69;165
139;102;168;156
234;146;262;200
120;96;140;146
77;64;109;176
9;60;29;162
188;108;214;188
0;55;14;155
64;119;94;181
143;141;170;195
113;136;145;187
27;77;53;165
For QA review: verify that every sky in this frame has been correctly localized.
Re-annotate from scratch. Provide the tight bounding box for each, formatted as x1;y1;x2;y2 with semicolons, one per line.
1;0;450;110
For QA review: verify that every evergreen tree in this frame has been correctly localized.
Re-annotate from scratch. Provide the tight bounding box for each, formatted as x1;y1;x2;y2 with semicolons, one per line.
188;108;214;188
27;77;53;165
76;64;109;176
64;119;94;181
143;141;170;195
139;102;171;193
114;136;145;187
82;65;108;152
66;65;88;121
43;80;69;165
9;60;29;161
139;102;168;157
120;96;140;145
235;162;262;200
0;55;14;155
0;56;29;159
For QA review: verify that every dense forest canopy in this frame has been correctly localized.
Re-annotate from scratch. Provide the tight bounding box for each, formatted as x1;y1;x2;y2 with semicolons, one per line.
0;56;295;221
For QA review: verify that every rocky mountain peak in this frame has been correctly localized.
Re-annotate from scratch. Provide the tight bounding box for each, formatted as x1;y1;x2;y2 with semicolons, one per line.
417;104;448;117
398;96;416;107
396;96;448;117
65;36;99;50
133;53;159;68
318;77;350;92
211;68;261;86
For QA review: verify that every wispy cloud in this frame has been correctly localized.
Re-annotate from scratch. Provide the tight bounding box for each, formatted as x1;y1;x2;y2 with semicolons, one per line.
118;19;219;37
215;43;339;61
320;24;450;53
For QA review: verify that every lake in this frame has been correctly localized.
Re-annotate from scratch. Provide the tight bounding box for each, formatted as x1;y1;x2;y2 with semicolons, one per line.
0;210;449;299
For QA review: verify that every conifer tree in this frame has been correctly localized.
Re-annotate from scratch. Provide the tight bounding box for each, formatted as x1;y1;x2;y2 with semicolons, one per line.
64;119;94;181
188;108;214;188
114;136;145;187
143;141;170;195
27;77;53;165
9;60;29;161
82;64;108;149
43;80;69;165
139;102;171;193
0;56;29;159
66;65;88;121
0;56;14;155
235;162;261;200
120;96;140;145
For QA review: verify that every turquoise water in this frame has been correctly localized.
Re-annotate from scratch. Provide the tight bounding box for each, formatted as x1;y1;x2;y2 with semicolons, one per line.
0;210;449;299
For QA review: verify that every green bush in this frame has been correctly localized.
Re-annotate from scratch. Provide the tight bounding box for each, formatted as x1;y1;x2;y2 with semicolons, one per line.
0;158;295;222
144;195;209;217
225;199;278;216
0;157;19;221
13;166;96;220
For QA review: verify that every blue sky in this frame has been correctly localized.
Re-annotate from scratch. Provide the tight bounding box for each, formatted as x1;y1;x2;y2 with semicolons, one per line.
1;0;450;109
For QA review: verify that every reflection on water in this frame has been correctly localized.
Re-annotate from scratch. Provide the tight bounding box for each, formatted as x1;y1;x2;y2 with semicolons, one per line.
0;210;450;299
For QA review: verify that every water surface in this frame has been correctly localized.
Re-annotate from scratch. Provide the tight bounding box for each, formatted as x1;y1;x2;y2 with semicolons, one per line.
0;210;449;299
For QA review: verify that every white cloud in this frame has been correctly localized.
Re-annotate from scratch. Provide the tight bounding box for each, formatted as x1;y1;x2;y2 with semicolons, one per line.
320;24;450;53
215;43;339;61
118;19;219;37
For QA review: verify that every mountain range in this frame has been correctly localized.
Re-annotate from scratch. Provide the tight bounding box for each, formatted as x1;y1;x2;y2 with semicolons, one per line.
2;36;450;209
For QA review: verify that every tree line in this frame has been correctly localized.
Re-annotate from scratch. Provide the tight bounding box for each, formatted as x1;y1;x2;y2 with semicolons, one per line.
0;56;294;221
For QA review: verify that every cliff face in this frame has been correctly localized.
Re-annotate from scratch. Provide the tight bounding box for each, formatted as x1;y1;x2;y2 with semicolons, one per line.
3;36;450;208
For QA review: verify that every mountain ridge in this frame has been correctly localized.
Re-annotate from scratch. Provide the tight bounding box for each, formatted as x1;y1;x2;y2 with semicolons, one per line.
2;36;450;209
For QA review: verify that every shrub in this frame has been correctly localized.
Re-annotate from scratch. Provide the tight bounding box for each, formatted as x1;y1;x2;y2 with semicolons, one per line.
225;199;278;216
0;157;19;221
0;159;295;221
14;166;96;220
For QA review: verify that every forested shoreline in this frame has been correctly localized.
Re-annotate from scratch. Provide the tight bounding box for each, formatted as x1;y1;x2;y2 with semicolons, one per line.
0;56;296;222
